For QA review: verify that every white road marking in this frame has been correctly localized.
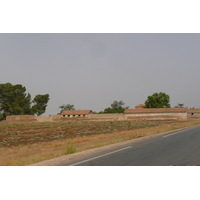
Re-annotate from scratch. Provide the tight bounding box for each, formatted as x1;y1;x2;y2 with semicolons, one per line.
163;131;185;138
163;126;200;138
69;146;133;166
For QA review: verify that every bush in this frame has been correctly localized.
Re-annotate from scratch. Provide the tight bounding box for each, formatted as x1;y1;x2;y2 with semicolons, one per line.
65;144;77;155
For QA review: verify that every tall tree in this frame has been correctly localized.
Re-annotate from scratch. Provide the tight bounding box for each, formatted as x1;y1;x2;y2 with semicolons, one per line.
59;104;75;113
144;92;170;108
0;83;50;119
0;83;32;118
31;94;50;116
103;100;129;113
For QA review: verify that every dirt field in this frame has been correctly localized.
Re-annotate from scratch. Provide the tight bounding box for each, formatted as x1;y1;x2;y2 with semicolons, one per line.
1;119;200;166
0;121;168;148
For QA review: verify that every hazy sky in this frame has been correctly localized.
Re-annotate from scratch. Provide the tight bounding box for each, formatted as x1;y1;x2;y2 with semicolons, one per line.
1;33;200;115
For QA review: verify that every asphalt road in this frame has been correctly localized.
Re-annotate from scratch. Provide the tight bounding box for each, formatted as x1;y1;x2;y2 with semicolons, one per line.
60;125;200;166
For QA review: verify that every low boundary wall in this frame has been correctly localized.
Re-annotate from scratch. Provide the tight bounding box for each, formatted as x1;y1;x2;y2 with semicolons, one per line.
124;108;187;121
6;115;36;121
87;113;125;120
187;109;200;114
187;109;200;119
36;115;62;122
5;108;188;123
125;113;187;120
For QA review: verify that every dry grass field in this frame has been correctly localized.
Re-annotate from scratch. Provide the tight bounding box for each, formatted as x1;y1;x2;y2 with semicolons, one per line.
1;119;200;166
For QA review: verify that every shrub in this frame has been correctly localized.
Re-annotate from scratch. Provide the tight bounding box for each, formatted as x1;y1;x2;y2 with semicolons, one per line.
65;144;77;155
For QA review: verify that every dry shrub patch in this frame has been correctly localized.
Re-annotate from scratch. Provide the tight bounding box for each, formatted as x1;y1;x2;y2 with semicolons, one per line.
0;119;200;166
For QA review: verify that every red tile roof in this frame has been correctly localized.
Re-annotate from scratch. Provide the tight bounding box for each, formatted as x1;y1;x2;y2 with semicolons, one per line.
135;104;145;108
61;110;93;115
124;108;187;114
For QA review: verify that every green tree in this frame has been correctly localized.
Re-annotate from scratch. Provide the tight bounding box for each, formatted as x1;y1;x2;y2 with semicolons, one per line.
0;83;32;118
103;100;129;113
59;104;75;113
144;92;170;108
31;94;50;116
0;83;50;119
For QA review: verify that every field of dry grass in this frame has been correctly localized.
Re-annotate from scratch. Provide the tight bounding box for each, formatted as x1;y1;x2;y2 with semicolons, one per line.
1;119;200;166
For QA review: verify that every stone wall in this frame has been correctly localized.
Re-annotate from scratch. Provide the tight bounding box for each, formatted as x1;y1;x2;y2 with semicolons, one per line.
6;115;36;121
124;108;187;121
187;109;200;114
5;110;187;123
36;115;62;122
87;113;125;120
125;113;187;120
5;115;62;122
187;109;200;119
36;116;53;122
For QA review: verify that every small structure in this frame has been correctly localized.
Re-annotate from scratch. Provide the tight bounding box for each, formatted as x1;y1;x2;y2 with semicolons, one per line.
61;110;93;118
135;104;145;109
124;108;187;120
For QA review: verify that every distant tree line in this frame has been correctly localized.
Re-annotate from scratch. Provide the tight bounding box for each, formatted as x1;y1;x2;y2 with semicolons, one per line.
59;92;171;114
0;82;173;120
99;100;129;113
0;83;50;120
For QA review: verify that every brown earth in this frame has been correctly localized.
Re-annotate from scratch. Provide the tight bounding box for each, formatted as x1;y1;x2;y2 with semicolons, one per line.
1;119;200;166
0;121;167;148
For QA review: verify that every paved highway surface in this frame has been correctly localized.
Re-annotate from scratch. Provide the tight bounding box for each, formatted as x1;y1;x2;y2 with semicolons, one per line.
58;125;200;166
